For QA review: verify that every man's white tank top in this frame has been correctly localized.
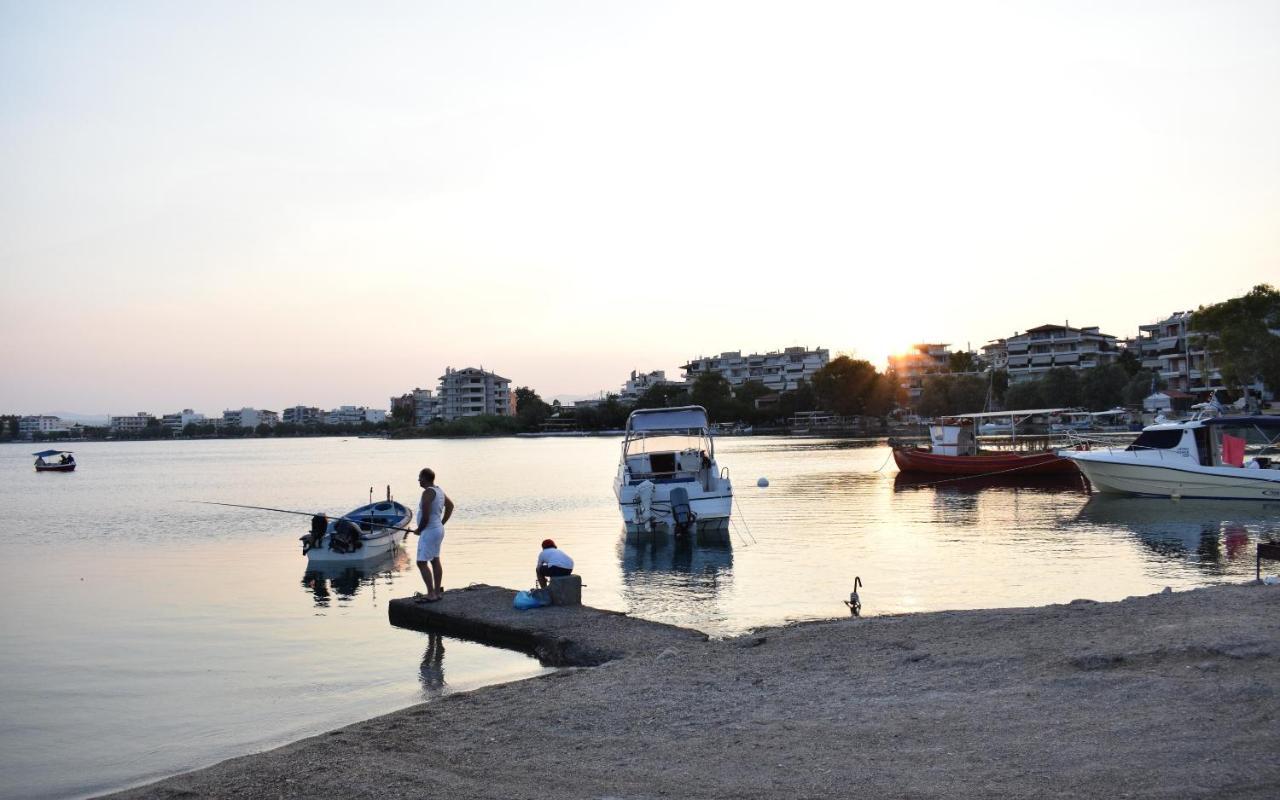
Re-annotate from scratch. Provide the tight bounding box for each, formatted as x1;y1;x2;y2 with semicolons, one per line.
419;486;446;534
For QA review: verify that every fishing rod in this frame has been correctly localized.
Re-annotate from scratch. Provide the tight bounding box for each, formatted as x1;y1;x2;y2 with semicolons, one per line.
192;500;417;534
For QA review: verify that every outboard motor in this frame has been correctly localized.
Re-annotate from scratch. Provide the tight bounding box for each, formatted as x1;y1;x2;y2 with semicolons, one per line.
669;487;696;538
330;519;363;554
301;514;328;555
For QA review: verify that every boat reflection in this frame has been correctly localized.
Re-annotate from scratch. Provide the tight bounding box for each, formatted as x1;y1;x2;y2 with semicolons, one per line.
300;545;411;605
893;471;1090;495
617;537;734;628
1075;495;1280;568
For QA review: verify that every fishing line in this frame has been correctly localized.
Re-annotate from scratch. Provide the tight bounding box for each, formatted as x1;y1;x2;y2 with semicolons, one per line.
191;500;416;534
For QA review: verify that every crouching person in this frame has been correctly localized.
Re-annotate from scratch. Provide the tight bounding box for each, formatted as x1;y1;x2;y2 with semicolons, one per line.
536;538;574;588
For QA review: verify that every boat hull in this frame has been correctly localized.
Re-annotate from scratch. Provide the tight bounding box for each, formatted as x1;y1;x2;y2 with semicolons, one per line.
617;493;733;543
307;501;413;564
1068;454;1280;500
893;448;1078;476
35;463;76;472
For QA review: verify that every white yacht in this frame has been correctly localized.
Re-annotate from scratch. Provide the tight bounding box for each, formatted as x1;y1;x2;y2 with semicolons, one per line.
614;406;733;541
1062;413;1280;500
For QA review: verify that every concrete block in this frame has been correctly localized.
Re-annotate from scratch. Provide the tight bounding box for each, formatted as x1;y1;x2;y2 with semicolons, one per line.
548;574;582;606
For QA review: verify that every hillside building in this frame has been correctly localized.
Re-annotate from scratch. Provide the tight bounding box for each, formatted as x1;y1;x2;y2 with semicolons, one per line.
681;346;828;393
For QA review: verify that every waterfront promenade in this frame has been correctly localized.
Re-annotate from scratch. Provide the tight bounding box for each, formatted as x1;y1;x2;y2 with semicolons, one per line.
106;582;1280;799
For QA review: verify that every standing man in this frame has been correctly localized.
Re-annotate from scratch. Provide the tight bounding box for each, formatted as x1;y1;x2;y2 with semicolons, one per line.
414;467;454;602
535;539;574;588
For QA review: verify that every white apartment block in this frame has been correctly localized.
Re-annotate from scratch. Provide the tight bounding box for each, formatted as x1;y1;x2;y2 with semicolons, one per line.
110;412;157;433
161;409;206;432
981;339;1008;371
1134;311;1226;396
437;367;512;420
681;346;829;393
282;406;322;425
1005;324;1120;383
323;406;386;425
19;415;68;437
887;343;952;404
619;370;681;402
223;408;278;428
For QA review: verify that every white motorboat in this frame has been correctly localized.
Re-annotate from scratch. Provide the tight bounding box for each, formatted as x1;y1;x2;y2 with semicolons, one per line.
614;406;733;542
1062;413;1280;500
301;499;414;564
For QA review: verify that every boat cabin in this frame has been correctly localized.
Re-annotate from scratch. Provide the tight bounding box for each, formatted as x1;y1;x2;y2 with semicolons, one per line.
619;406;717;489
1125;416;1280;470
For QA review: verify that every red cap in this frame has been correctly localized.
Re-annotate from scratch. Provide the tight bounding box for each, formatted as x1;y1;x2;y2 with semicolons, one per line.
541;539;556;549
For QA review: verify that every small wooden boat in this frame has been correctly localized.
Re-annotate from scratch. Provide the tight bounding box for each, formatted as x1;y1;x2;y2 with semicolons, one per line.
33;450;76;472
301;498;414;564
893;410;1078;477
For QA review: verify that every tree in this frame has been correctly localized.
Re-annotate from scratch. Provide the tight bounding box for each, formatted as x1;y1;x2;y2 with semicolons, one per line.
1004;380;1044;410
690;373;733;422
390;402;414;425
810;356;879;416
514;386;551;430
917;374;988;417
634;382;690;410
1116;348;1142;377
1190;284;1280;393
1124;369;1164;407
1078;364;1129;411
1042;368;1081;408
948;351;978;374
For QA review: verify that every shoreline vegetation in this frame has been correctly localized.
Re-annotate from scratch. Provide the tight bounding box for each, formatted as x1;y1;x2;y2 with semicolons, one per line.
102;582;1280;799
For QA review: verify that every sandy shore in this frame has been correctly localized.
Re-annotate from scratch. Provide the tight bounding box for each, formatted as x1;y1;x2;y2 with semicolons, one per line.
105;583;1280;799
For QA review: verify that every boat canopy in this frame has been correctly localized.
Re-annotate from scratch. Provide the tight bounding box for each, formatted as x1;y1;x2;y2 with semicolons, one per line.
32;449;73;457
626;406;709;433
1201;416;1280;429
942;408;1071;420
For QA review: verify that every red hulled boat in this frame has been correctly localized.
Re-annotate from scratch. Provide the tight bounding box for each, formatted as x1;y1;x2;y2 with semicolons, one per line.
892;410;1078;477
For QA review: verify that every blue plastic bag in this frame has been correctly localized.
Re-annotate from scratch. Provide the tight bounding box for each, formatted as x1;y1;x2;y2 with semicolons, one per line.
513;589;550;610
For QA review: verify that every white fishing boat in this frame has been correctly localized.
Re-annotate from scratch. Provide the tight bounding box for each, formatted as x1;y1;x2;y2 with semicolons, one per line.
1062;412;1280;500
301;497;414;564
614;406;733;541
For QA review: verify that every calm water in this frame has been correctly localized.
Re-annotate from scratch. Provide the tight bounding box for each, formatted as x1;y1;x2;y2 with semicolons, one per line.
2;436;1277;798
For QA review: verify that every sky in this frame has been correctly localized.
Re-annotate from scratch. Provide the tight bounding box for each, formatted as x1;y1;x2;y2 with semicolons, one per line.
2;0;1278;415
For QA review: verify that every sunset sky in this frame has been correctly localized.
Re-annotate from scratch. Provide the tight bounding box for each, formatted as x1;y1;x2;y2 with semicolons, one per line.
3;1;1278;415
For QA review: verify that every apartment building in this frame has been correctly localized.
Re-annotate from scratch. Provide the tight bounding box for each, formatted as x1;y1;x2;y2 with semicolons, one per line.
222;408;279;428
109;412;157;433
619;370;681;402
681;346;829;393
161;409;206;432
437;367;512;420
887;343;952;404
282;406;322;425
324;406;386;425
19;415;68;437
1133;311;1225;395
1005;324;1120;383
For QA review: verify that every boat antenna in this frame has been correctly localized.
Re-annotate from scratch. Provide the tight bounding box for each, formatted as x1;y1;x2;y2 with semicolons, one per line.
189;500;415;534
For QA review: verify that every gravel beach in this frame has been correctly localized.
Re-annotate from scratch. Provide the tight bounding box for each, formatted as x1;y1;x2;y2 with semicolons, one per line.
104;583;1280;799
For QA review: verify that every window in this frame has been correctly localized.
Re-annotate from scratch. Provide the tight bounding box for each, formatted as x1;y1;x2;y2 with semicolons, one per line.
1126;430;1183;451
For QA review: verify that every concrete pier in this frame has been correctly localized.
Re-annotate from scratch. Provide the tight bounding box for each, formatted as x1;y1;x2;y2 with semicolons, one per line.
388;583;707;666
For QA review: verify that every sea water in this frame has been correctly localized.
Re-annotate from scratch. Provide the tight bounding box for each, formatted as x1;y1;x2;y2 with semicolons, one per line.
1;436;1276;798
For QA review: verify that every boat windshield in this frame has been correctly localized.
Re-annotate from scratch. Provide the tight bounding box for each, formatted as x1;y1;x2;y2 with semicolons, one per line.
1126;429;1183;451
625;433;708;456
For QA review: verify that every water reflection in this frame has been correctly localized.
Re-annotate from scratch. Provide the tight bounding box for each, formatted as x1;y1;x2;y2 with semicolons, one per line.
618;538;734;625
1076;496;1280;572
300;546;411;605
419;634;447;696
892;472;1090;495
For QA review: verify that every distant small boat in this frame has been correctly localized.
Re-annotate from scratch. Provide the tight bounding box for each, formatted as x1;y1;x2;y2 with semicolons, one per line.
300;499;413;564
33;449;76;472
